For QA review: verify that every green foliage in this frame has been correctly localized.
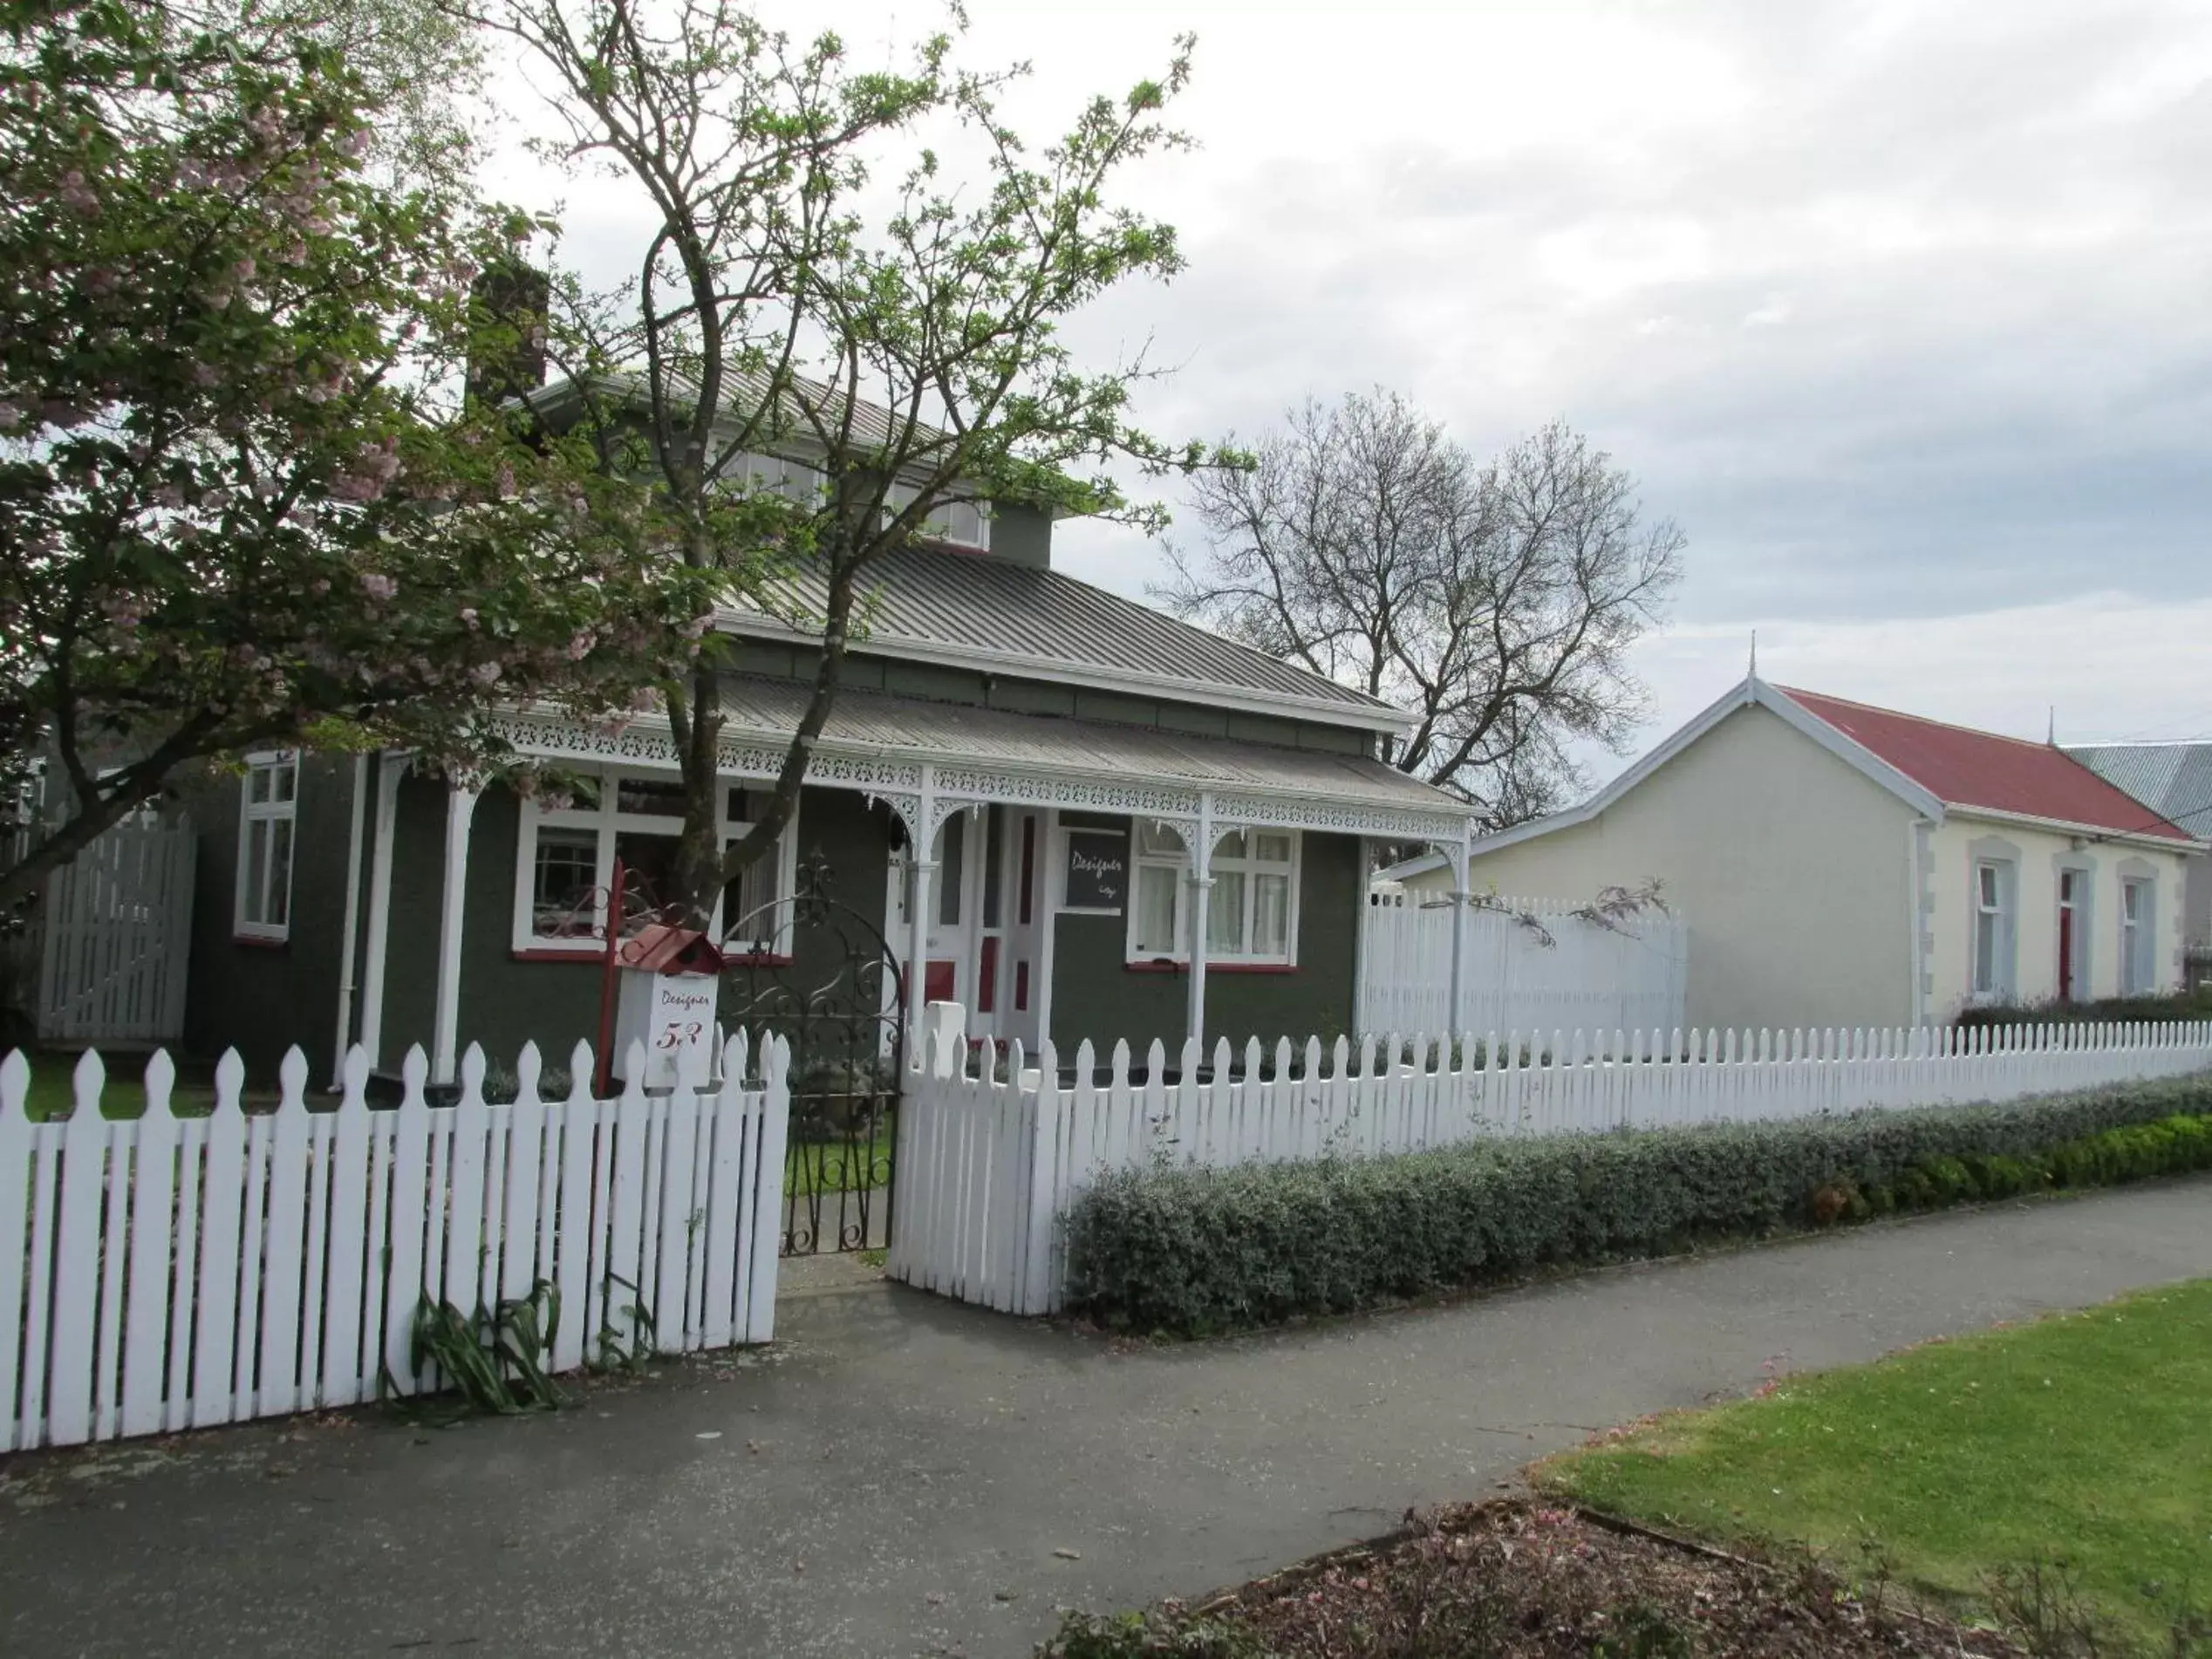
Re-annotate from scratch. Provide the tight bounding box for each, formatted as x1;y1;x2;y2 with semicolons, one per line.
393;1280;563;1415
591;1272;656;1371
0;0;714;905
1956;987;2212;1029
1062;1076;2212;1337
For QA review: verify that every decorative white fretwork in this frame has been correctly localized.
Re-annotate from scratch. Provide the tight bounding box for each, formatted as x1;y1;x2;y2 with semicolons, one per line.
486;711;1472;843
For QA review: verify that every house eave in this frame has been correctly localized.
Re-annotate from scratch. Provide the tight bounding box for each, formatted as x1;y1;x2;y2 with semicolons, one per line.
1943;803;2206;855
713;609;1417;738
487;703;1469;843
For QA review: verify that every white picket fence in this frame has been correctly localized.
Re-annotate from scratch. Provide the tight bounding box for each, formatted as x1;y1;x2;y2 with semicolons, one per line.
36;821;195;1044
0;1033;790;1451
1359;895;1687;1046
890;1007;2212;1316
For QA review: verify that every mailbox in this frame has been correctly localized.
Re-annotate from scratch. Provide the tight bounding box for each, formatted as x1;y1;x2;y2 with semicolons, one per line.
612;924;727;1089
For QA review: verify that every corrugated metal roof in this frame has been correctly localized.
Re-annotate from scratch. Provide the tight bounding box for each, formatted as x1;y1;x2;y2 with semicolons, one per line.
734;544;1393;717
1780;688;2195;842
718;676;1458;813
2065;743;2212;837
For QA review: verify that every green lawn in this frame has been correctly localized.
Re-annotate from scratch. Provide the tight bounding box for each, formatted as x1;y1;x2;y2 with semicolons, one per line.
1540;1278;2212;1650
783;1120;896;1198
6;1054;230;1121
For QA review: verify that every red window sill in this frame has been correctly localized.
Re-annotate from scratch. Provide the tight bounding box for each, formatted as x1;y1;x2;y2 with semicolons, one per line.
1123;959;1299;975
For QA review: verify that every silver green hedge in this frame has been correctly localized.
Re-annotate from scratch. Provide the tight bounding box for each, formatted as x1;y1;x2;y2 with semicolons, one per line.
1060;1075;2212;1335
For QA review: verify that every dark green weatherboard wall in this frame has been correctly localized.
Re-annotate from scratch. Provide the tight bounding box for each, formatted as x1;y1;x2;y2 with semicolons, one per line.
373;780;897;1073
1048;823;1362;1058
181;753;365;1082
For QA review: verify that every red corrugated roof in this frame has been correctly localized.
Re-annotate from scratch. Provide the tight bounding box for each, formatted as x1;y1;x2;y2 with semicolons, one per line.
1778;687;2194;842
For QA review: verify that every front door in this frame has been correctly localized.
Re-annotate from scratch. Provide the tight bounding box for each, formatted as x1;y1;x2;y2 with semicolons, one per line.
923;808;979;1011
2058;870;2080;1002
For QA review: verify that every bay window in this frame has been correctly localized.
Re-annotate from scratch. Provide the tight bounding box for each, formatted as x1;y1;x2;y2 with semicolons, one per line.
1125;822;1300;966
513;771;797;958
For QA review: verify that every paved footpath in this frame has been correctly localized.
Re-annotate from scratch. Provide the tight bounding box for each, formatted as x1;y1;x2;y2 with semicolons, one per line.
4;1179;2209;1659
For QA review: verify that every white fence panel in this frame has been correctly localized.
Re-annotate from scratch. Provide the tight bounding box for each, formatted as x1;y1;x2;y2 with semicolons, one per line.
1359;897;1688;1050
0;1030;789;1451
891;1005;2212;1317
36;822;195;1046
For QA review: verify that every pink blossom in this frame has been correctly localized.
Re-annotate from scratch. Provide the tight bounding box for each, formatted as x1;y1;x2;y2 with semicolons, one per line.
460;606;479;630
360;572;398;602
0;402;20;432
472;660;502;686
565;629;595;661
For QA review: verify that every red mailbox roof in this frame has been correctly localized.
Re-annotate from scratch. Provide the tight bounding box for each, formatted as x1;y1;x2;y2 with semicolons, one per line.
622;923;727;975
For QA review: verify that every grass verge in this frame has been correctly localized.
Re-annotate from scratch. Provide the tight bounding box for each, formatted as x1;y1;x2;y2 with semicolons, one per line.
1539;1278;2212;1652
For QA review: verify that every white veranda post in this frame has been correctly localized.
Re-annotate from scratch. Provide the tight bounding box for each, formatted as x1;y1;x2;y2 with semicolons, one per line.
431;782;481;1086
1185;795;1215;1055
1445;826;1474;1040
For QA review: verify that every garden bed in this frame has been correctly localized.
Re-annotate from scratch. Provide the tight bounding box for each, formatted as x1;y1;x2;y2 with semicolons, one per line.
1041;1499;2015;1657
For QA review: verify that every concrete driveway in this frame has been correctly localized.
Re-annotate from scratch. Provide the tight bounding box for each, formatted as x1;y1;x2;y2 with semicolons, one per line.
3;1178;2209;1659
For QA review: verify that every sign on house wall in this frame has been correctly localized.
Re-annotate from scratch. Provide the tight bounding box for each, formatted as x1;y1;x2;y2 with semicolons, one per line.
1062;829;1128;911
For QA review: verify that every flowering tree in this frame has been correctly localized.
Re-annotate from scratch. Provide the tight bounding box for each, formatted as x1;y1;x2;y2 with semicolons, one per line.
0;0;714;907
482;0;1218;923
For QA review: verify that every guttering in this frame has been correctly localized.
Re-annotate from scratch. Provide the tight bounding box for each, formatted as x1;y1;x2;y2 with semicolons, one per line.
713;611;1415;739
1943;803;2206;855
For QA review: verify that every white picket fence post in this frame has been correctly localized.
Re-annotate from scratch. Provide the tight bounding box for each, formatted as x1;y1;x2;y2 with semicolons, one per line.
888;1008;2212;1316
0;1030;792;1451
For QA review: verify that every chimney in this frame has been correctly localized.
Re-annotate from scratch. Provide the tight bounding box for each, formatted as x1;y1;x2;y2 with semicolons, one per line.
465;263;551;408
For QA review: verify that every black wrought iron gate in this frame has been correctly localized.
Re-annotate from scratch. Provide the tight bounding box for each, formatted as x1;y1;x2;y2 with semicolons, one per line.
720;858;906;1258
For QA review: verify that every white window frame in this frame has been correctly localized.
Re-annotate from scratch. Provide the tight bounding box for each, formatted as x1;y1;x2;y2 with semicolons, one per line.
2120;876;2155;995
884;478;989;550
510;769;801;959
1970;857;2015;1001
1123;822;1301;967
234;750;300;942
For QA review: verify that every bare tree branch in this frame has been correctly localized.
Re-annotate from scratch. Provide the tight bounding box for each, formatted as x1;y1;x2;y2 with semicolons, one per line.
1157;393;1683;830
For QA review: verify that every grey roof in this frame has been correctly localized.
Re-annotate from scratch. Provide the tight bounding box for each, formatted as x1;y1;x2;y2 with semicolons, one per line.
718;676;1460;816
2065;742;2212;838
730;544;1397;723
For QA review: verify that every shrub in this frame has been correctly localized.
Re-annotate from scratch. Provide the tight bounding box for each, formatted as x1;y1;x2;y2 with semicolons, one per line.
1061;1076;2212;1336
1956;987;2212;1029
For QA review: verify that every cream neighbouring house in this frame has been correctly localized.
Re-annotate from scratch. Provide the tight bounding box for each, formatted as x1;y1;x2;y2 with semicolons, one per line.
1382;677;2202;1031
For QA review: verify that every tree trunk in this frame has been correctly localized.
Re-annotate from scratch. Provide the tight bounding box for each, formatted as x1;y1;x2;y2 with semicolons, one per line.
0;788;151;912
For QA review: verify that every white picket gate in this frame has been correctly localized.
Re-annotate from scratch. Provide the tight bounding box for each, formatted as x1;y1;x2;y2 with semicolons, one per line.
1359;896;1687;1047
890;1007;2212;1316
0;1032;790;1451
36;821;195;1045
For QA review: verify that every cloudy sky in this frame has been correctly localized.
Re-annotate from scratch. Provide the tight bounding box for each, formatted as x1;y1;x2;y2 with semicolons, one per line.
488;0;2212;772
